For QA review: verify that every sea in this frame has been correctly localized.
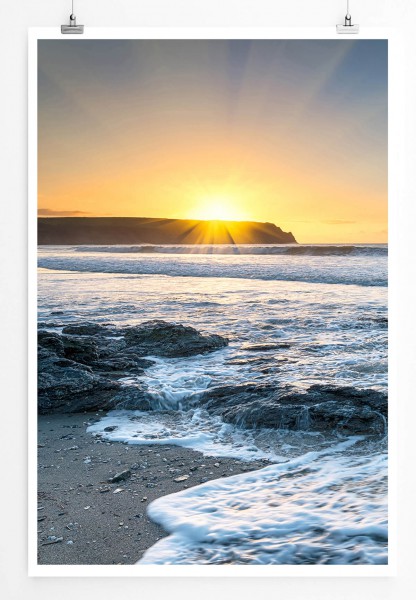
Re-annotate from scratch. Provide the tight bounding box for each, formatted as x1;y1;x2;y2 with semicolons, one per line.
38;243;388;565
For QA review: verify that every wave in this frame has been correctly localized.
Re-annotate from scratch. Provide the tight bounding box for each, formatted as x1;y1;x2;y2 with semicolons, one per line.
70;244;387;257
138;442;387;565
37;253;387;287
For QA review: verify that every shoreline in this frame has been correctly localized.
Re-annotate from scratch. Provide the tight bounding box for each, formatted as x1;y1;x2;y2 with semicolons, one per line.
37;412;269;565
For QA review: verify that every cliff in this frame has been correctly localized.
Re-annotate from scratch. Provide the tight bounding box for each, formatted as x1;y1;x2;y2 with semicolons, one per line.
38;217;297;245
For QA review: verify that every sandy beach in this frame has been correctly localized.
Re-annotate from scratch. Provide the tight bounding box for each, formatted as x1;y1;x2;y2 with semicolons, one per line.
37;412;268;565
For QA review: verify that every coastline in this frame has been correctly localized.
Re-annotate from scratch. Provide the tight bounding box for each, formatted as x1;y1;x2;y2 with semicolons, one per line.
37;412;268;565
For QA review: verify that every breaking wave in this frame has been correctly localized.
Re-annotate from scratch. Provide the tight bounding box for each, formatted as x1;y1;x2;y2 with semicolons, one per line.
38;245;387;287
71;244;387;257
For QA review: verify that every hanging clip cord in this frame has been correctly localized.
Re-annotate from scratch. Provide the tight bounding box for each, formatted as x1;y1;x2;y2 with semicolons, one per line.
336;0;359;34
61;0;84;34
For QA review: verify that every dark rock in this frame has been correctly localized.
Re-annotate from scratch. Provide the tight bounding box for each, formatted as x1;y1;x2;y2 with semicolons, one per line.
123;320;228;357
242;343;291;352
51;358;92;372
38;329;120;413
61;323;109;336
94;338;127;358
108;469;131;483
38;361;120;414
199;383;387;435
104;426;118;432
38;321;64;329
111;386;154;411
92;356;152;374
62;335;99;365
38;330;65;357
37;320;227;413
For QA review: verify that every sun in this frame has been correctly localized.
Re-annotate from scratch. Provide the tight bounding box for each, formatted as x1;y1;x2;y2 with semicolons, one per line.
191;196;244;222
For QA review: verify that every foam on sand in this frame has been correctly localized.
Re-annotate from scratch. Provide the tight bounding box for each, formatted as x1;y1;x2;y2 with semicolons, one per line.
139;439;387;565
87;408;290;462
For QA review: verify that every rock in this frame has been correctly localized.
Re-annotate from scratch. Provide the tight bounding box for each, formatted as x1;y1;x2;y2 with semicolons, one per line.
174;475;189;482
91;356;150;374
62;323;109;336
62;335;99;365
38;330;65;357
111;386;154;411
38;321;64;329
104;426;118;432
37;326;125;413
42;537;63;546
242;343;291;352
108;469;131;483
38;370;120;414
199;383;387;435
37;320;227;413
123;320;228;357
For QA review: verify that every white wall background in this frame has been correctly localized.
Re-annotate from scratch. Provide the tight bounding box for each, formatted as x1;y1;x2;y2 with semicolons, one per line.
1;1;416;599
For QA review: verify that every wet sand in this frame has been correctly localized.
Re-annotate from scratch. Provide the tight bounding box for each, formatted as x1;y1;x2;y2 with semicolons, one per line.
37;412;268;565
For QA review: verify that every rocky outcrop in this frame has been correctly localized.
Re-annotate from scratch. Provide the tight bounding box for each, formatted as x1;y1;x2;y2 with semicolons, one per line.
198;383;387;435
37;320;387;436
123;320;228;358
38;217;297;245
38;321;228;414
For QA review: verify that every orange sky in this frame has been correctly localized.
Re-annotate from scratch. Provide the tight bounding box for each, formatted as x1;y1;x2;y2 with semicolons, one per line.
38;39;387;243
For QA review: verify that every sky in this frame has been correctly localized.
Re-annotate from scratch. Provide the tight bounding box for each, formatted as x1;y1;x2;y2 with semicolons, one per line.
38;39;387;243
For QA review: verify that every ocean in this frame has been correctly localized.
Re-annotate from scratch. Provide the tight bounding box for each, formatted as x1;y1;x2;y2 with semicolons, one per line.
38;244;388;565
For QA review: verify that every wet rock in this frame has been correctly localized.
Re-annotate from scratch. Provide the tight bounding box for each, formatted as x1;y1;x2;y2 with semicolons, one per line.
38;330;65;357
37;320;227;414
111;386;154;411
123;320;228;357
38;338;121;414
62;335;99;365
38;321;64;329
41;355;92;373
62;323;109;336
242;343;291;352
92;356;150;374
199;383;387;435
38;364;120;414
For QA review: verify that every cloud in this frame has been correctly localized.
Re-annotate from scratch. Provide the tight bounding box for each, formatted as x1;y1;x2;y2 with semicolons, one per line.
38;208;90;217
322;220;357;225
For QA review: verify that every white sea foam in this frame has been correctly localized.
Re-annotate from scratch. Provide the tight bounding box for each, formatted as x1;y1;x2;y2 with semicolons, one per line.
139;441;387;565
87;406;338;462
87;409;291;461
128;354;236;410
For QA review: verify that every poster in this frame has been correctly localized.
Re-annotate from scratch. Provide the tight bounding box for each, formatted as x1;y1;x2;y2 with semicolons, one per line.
30;30;389;575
